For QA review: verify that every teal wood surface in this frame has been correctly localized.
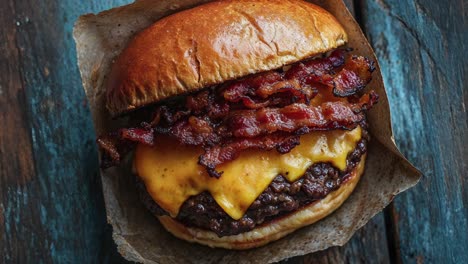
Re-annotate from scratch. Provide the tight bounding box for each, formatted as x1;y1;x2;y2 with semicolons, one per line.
0;0;131;263
360;0;467;263
0;0;466;263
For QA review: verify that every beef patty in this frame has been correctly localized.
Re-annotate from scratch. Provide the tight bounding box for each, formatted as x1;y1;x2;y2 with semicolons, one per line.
138;122;369;237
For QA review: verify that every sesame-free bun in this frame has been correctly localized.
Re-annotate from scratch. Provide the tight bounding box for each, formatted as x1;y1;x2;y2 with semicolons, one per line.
157;157;365;250
106;0;347;116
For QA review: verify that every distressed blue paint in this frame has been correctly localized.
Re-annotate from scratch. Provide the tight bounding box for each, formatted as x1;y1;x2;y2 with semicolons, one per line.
2;0;466;263
1;0;131;263
361;0;467;263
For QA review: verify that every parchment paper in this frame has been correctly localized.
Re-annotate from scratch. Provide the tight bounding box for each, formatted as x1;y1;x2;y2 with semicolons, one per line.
73;1;422;263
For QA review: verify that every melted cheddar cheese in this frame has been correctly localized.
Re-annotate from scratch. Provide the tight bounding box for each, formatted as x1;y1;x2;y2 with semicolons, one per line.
135;127;362;220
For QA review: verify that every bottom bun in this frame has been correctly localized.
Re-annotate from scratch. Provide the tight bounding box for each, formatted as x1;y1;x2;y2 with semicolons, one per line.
158;156;366;250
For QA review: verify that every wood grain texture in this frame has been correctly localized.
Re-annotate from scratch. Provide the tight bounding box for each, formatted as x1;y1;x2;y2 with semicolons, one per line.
0;1;39;262
0;0;466;263
0;0;131;262
359;0;468;263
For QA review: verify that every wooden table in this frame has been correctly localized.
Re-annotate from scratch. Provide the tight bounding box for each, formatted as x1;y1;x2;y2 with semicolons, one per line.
1;0;466;263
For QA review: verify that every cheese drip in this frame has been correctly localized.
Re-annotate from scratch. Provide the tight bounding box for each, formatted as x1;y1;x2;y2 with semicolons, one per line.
135;127;362;220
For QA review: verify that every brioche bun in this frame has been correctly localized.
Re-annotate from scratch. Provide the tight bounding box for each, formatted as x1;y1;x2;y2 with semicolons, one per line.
106;0;347;116
108;0;364;250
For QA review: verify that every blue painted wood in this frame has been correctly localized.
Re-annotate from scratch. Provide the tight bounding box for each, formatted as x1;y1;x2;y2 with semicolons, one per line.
0;0;131;263
1;0;466;263
0;0;391;262
359;0;467;263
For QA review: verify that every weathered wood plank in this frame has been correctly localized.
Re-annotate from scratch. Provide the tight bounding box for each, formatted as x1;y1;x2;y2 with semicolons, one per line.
0;0;131;262
5;0;466;263
0;1;41;262
359;0;468;263
0;0;391;262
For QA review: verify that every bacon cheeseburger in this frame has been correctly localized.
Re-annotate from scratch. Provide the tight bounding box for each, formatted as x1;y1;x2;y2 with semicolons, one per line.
98;0;378;249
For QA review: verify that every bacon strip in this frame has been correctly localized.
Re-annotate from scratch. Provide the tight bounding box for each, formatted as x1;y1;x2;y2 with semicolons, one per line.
256;79;312;104
199;134;300;178
285;49;345;84
169;91;377;150
223;72;282;102
228;100;368;138
223;69;312;109
97;49;379;177
197;91;377;177
357;90;379;110
98;127;154;168
286;51;374;98
332;56;375;97
119;127;155;145
221;49;373;110
97;135;123;168
169;117;220;147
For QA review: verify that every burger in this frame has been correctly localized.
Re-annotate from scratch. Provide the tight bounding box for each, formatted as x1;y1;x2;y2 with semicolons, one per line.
97;0;378;249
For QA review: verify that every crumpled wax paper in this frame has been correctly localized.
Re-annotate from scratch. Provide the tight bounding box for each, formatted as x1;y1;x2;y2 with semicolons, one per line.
73;0;421;263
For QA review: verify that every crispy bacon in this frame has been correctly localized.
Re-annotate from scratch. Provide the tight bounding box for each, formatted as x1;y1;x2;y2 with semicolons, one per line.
332;56;375;97
199;134;300;178
285;51;374;98
239;96;271;109
356;90;379;111
155;105;190;126
256;79;312;103
228;100;369;138
285;49;346;83
223;70;313;108
98;127;154;168
186;89;231;118
97;127;154;168
223;72;282;101
97;135;123;168
97;49;379;177
221;49;372;111
119;127;155;145
169;118;220;147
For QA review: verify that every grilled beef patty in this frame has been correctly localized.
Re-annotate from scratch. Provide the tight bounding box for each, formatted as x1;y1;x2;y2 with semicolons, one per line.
138;123;369;237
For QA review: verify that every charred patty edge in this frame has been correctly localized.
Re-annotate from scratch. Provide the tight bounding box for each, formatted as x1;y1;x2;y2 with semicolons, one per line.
137;122;369;237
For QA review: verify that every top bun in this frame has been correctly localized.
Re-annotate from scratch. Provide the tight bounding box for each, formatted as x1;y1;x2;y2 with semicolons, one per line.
106;0;347;116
